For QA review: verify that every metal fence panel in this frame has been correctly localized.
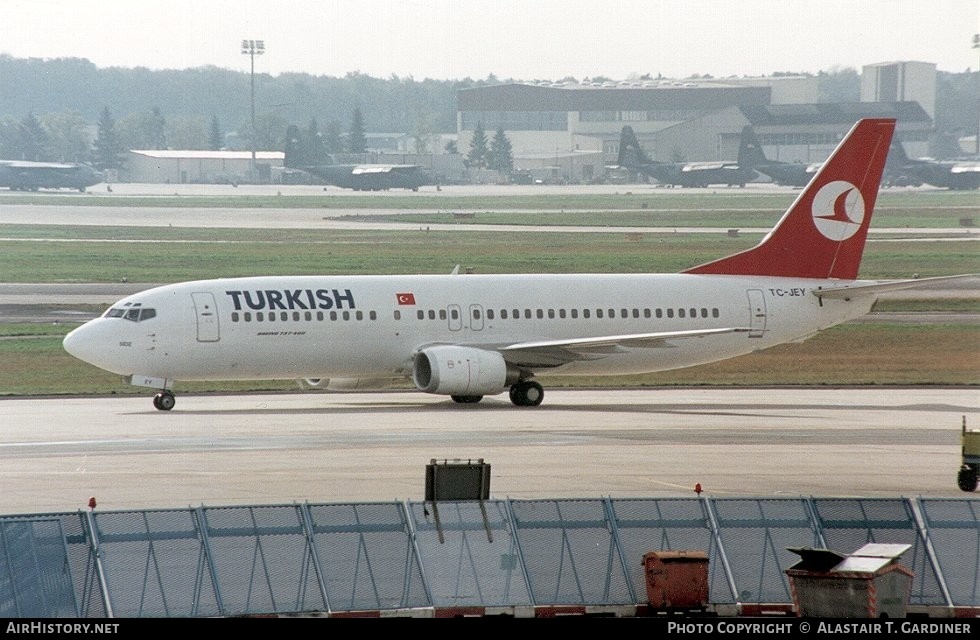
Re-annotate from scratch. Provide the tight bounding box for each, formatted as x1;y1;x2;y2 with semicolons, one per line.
200;505;325;616
90;509;220;618
709;498;820;604
812;498;946;606
307;502;429;612
0;519;77;618
916;498;980;607
608;498;733;605
409;500;531;609
510;499;633;606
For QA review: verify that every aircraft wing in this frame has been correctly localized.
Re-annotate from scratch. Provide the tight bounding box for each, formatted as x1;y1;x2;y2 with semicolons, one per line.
681;162;728;172
813;274;978;300
496;327;751;368
351;164;421;175
951;163;980;174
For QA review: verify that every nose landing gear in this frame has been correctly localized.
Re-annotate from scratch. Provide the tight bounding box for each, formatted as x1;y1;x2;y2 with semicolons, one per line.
153;390;176;411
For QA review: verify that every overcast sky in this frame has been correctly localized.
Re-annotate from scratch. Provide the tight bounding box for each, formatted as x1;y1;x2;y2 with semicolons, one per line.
2;0;977;80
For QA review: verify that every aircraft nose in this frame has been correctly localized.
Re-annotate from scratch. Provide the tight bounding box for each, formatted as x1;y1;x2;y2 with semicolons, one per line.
63;323;108;368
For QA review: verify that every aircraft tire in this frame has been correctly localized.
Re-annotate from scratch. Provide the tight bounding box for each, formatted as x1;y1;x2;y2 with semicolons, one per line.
154;391;176;411
510;381;544;407
957;466;978;492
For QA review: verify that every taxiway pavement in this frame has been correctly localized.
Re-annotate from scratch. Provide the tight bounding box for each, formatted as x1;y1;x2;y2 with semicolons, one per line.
0;387;976;516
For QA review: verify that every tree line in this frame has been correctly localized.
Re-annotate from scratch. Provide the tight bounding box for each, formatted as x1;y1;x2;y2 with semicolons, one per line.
0;54;975;171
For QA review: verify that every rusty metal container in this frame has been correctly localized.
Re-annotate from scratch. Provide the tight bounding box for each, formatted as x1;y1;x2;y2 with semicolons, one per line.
642;550;709;610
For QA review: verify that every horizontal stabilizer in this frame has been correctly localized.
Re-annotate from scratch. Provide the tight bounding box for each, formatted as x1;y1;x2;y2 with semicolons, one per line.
813;274;978;299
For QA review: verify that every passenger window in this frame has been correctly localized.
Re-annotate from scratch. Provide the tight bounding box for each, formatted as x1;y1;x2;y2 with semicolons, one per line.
439;309;447;320
501;309;508;320
428;310;436;320
394;309;402;320
417;310;424;320
305;311;312;321
342;311;350;320
369;311;376;320
547;309;554;319
356;311;363;320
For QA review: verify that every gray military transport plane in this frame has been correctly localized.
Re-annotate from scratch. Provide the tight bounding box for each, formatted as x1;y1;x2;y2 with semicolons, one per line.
63;119;974;410
0;160;102;192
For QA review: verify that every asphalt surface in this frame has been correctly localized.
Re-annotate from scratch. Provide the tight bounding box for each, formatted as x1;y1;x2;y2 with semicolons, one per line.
0;387;976;516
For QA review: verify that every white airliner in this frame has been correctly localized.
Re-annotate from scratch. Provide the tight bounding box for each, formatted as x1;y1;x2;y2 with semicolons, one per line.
63;118;971;410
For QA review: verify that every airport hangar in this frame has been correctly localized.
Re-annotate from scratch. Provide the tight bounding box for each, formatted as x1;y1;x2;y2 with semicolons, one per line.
456;60;937;184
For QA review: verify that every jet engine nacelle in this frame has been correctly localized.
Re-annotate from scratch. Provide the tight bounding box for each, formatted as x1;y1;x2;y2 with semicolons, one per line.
412;345;518;396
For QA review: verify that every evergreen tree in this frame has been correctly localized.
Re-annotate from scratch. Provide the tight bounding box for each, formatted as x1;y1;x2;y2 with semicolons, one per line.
489;127;513;172
208;115;224;150
16;113;50;161
347;107;367;153
92;107;126;173
147;107;167;149
323;120;344;155
466;122;489;169
284;124;303;167
41;110;90;162
305;118;325;164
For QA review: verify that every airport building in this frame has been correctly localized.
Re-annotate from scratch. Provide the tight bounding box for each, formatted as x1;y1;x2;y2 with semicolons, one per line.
456;62;937;183
121;150;285;185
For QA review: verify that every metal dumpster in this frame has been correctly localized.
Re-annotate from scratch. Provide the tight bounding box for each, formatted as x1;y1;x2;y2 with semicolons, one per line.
785;543;913;618
642;550;709;611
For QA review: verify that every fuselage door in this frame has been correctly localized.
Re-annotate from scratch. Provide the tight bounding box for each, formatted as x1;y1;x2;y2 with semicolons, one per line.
192;292;220;342
469;304;484;331
747;289;767;338
447;304;462;331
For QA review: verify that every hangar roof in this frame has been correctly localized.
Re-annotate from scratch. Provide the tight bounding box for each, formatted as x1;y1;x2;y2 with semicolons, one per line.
739;102;931;126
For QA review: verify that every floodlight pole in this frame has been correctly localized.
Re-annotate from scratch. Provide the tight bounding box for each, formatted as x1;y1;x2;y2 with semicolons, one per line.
241;39;265;182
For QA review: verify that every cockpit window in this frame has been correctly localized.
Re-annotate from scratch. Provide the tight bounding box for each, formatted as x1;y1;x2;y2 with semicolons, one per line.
104;306;156;322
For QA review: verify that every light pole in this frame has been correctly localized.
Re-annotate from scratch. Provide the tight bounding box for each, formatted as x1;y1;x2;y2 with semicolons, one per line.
974;34;979;155
241;39;264;182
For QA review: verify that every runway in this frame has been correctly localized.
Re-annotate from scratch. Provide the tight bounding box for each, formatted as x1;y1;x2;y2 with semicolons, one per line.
0;387;976;517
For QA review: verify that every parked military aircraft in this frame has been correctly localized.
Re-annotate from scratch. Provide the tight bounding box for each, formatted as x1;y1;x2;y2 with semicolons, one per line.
0;160;102;192
738;126;822;187
885;140;980;190
300;161;432;191
615;126;757;187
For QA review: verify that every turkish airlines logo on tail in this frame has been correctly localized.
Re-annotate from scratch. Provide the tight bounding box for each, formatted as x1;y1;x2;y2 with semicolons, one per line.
396;292;416;305
811;180;864;241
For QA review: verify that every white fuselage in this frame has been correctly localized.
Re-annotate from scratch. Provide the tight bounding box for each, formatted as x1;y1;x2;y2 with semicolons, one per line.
63;272;875;386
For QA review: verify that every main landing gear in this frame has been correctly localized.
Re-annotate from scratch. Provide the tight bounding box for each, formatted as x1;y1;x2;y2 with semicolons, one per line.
510;380;544;407
449;380;545;407
153;390;176;411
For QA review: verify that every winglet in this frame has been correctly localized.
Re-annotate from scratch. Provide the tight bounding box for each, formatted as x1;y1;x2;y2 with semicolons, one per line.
683;118;896;280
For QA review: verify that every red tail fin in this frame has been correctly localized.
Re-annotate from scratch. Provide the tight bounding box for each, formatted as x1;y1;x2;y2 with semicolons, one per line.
684;118;895;279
